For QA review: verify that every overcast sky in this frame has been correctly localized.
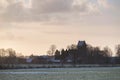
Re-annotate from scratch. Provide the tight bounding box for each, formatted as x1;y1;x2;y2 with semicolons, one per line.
0;0;120;56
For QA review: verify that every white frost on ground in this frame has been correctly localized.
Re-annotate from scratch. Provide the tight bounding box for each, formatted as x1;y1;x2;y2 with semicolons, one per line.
0;67;120;80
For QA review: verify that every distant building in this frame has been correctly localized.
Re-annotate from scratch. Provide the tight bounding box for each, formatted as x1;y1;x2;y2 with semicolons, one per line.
77;41;86;48
26;58;33;63
26;56;49;64
77;40;87;63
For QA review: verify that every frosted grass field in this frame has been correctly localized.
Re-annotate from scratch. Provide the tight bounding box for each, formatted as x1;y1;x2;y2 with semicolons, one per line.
0;67;120;80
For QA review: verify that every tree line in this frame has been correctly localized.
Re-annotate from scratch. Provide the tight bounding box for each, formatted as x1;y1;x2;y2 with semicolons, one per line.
52;43;120;64
0;43;120;68
0;48;26;68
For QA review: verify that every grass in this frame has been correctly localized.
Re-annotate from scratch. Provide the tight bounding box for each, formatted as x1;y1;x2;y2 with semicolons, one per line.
0;67;120;80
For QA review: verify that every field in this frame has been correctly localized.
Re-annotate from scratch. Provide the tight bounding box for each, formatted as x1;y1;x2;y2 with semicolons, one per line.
0;67;120;80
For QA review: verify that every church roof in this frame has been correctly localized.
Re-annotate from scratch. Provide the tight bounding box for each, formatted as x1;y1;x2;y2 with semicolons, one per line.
77;41;86;47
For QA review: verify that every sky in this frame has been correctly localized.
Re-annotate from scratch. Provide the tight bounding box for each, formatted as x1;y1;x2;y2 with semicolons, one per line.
0;0;120;56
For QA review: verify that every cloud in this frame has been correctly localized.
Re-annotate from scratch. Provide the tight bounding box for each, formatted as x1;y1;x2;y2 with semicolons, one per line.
97;0;110;8
0;0;109;22
0;0;16;9
0;22;23;40
32;0;73;13
0;31;23;40
1;2;31;22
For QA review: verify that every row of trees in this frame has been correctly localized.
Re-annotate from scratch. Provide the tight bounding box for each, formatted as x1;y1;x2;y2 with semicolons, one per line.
116;44;120;57
0;48;26;65
0;48;16;64
0;44;120;66
53;44;120;64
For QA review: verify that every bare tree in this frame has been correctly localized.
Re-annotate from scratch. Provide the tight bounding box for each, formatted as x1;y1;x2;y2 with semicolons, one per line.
47;50;51;56
103;46;112;57
0;49;6;57
67;44;77;50
116;44;120;57
47;45;56;56
7;48;16;57
0;49;6;64
6;48;17;64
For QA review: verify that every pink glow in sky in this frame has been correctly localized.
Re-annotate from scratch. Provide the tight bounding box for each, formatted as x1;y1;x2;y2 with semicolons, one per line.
0;0;120;55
